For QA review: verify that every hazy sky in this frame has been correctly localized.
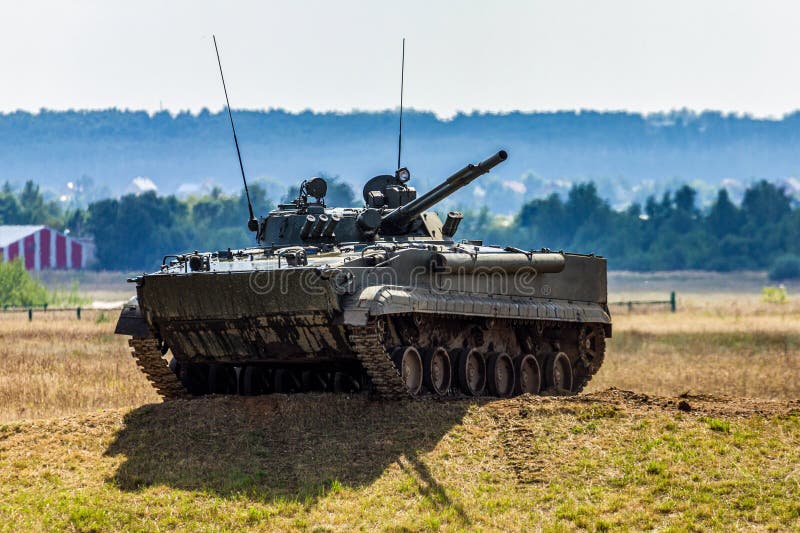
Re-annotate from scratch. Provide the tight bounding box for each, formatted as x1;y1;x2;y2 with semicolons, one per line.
1;0;798;117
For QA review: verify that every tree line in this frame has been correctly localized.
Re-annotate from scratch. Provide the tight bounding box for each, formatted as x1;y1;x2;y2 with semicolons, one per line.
4;108;800;215
474;179;800;277
1;178;799;277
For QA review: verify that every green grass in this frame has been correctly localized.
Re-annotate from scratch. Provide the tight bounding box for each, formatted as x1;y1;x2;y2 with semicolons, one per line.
0;393;798;532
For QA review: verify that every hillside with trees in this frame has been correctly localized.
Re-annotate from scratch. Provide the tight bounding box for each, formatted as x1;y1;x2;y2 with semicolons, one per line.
1;176;798;276
2;109;800;219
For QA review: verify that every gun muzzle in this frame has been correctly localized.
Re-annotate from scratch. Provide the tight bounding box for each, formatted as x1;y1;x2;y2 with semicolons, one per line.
381;150;508;231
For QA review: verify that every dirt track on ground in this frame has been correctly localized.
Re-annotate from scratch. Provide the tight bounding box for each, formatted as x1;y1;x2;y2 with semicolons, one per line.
570;387;800;417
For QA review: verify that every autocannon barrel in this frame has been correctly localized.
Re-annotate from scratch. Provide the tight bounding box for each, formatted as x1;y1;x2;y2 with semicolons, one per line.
381;150;508;230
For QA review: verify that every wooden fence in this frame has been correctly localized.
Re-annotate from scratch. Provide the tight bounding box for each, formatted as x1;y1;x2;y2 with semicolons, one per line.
608;291;677;312
1;305;121;321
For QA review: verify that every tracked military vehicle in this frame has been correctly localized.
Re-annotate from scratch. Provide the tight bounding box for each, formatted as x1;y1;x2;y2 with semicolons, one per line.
116;150;611;400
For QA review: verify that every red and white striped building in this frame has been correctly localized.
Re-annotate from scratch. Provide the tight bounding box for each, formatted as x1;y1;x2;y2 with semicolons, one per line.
0;225;95;271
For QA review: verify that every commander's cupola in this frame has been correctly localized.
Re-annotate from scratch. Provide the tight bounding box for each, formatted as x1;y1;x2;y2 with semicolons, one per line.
362;168;417;209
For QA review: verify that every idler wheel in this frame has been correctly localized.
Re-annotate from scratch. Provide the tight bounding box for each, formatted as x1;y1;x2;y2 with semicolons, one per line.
240;366;270;396
422;347;452;396
273;369;301;393
514;354;542;395
179;362;209;395
392;346;424;395
208;364;237;394
487;352;515;398
544;352;573;392
456;348;486;397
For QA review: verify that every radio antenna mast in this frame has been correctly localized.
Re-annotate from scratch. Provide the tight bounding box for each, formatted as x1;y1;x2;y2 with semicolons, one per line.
213;35;258;232
397;38;405;170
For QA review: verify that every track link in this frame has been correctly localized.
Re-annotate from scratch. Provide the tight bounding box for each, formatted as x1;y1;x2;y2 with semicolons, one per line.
572;326;606;394
347;323;411;400
128;338;189;400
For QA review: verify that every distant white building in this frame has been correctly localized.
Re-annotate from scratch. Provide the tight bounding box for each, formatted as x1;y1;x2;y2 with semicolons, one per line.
0;225;95;270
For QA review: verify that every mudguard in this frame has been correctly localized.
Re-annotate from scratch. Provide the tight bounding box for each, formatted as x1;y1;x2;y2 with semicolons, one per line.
114;297;151;338
342;285;612;327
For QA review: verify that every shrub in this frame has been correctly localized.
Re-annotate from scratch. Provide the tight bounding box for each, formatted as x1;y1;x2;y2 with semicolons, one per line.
705;417;731;433
769;254;800;281
761;286;788;304
0;260;49;307
49;281;89;307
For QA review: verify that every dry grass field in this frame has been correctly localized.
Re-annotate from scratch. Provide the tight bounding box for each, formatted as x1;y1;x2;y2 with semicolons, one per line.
0;309;159;423
0;287;799;530
0;391;798;531
1;292;797;422
589;294;800;399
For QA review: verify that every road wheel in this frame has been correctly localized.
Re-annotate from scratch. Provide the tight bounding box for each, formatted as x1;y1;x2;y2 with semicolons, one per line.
392;346;423;395
179;362;209;396
487;352;515;397
208;364;237;394
423;347;452;396
273;369;301;393
544;351;573;392
333;372;360;393
456;348;486;396
301;370;329;392
514;354;541;395
240;366;269;395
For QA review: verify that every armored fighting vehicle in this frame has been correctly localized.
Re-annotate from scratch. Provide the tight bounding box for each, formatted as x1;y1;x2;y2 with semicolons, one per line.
116;150;611;400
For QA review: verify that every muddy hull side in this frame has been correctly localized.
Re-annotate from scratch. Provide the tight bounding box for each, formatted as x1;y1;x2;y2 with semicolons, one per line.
158;314;351;364
137;269;352;364
135;265;611;365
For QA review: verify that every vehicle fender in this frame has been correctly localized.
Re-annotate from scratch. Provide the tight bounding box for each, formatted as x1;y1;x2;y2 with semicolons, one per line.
341;285;611;326
114;297;152;338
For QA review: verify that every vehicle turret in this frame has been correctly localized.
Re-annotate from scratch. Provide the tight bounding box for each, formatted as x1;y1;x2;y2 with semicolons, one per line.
255;150;508;246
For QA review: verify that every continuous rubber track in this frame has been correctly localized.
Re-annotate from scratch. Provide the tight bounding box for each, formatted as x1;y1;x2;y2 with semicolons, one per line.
128;338;189;400
347;323;411;400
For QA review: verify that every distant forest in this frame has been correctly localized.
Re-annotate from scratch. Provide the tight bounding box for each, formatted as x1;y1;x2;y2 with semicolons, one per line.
2;109;800;218
1;177;799;278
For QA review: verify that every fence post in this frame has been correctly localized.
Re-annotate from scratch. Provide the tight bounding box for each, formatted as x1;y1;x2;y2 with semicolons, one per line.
670;291;676;313
76;307;81;320
28;308;32;321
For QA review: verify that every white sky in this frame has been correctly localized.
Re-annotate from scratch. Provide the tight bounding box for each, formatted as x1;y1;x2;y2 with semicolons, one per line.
0;0;798;118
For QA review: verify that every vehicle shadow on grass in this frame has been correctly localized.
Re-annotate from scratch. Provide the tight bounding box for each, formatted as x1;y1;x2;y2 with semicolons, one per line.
105;393;471;519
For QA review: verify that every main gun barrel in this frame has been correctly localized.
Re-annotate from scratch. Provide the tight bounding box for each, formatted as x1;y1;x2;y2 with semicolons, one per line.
381;150;508;230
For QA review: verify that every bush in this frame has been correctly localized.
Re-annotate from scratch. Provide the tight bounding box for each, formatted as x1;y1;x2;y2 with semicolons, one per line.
0;260;49;307
49;281;89;307
769;254;800;281
761;286;788;304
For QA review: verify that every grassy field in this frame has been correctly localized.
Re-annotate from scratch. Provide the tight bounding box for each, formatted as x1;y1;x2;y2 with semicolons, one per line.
589;295;800;399
0;309;158;422
0;287;799;530
0;392;798;531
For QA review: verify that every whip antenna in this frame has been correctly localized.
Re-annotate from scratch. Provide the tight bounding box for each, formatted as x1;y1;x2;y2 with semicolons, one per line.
397;38;405;170
213;35;258;232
